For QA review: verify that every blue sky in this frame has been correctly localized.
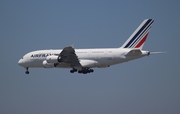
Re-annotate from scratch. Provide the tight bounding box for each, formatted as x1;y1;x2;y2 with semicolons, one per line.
0;0;180;114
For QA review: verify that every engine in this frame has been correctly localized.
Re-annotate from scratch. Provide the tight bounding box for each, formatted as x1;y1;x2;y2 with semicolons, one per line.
42;60;55;68
46;55;60;63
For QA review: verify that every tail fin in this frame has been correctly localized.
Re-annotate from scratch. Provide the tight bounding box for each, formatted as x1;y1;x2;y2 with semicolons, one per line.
121;19;154;49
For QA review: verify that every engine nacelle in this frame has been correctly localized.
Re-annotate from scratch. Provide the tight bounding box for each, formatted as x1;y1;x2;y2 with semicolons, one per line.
46;55;60;63
80;60;98;68
42;60;54;68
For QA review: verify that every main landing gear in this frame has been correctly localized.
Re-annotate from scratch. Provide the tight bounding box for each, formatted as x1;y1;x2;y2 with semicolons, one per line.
70;68;94;74
70;69;77;73
25;67;29;74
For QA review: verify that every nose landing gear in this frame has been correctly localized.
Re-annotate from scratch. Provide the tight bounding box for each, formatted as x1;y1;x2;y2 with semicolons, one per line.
25;67;29;74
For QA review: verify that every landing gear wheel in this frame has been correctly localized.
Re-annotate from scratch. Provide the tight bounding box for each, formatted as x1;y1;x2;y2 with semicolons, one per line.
70;70;74;73
73;69;77;72
54;63;58;67
82;70;87;74
77;68;94;74
25;71;29;74
25;67;29;74
78;70;82;73
70;68;78;73
90;69;94;72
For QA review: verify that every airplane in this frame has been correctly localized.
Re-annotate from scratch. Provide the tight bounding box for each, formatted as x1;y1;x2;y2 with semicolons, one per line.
18;19;163;74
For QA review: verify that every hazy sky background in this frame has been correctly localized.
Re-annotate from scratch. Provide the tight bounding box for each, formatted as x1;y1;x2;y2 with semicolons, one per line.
0;0;180;114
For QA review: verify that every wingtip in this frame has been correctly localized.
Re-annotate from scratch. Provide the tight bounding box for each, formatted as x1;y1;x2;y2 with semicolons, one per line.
71;44;75;48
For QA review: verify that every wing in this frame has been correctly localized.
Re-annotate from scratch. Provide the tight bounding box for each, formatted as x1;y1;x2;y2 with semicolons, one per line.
58;46;82;69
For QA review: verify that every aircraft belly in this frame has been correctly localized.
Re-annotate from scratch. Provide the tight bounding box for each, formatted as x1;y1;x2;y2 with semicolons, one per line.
28;59;44;67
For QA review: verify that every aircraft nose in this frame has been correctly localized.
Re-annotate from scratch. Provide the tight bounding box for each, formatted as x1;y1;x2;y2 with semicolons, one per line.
18;59;24;66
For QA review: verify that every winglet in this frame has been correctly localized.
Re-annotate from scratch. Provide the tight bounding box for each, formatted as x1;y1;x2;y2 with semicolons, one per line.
121;19;154;49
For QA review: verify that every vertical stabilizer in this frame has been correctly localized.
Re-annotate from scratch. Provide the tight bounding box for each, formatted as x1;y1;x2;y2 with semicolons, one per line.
121;19;154;49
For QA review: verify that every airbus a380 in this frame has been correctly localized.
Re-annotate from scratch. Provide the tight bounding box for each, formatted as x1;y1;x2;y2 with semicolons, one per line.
18;19;163;74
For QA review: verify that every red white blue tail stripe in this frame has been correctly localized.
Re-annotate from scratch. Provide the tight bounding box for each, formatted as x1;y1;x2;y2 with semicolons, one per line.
121;19;154;49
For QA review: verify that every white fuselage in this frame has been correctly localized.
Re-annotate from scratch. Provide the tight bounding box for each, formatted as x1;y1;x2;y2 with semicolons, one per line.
18;48;149;69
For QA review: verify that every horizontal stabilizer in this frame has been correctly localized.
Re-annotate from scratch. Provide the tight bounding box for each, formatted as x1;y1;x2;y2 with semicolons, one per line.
125;49;142;56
